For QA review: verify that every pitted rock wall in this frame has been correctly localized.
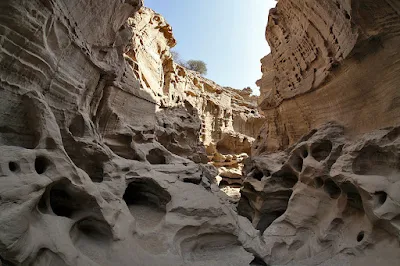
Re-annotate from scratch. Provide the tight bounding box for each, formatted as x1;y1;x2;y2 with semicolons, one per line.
255;0;400;152
0;1;260;265
240;123;400;265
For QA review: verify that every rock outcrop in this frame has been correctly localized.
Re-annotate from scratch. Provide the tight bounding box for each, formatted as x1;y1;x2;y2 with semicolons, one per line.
255;0;400;152
239;123;400;265
0;1;261;265
126;7;264;192
242;0;400;265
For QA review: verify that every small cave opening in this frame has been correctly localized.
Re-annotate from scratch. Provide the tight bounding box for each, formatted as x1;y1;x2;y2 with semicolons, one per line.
386;127;400;142
146;149;167;164
310;140;333;161
89;164;104;183
342;182;363;210
289;154;303;172
38;180;99;219
252;168;264;181
8;161;19;172
74;218;112;242
69;114;85;138
357;231;365;242
271;167;299;189
35;156;50;174
314;176;324;188
123;179;171;208
250;256;269;266
123;178;171;229
105;133;143;160
69;151;106;183
256;210;286;234
50;187;75;218
323;178;341;199
375;191;387;207
301;148;309;158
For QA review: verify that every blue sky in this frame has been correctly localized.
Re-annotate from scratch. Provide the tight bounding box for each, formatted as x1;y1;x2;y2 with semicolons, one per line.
144;0;277;95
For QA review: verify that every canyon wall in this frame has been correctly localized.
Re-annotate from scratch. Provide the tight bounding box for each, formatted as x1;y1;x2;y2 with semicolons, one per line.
238;0;400;265
126;7;265;193
255;0;400;152
240;122;400;265
0;1;262;265
1;0;400;265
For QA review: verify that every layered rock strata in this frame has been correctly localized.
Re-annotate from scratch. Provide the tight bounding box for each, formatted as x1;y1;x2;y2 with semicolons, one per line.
243;0;400;265
126;7;264;191
0;1;260;265
255;0;400;152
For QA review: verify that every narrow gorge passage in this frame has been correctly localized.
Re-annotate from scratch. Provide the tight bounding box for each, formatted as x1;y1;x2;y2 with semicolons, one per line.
0;0;400;266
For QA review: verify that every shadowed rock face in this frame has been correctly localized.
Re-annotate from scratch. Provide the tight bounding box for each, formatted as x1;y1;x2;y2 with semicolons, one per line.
0;1;259;265
255;0;400;152
239;123;400;265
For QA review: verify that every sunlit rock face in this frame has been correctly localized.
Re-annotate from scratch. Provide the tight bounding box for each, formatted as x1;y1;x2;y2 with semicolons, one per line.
126;7;265;189
0;1;261;265
255;0;400;152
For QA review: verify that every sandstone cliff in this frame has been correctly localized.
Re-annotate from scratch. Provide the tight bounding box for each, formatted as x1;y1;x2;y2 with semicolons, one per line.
126;7;265;195
238;0;400;265
0;1;261;265
255;0;400;152
1;0;400;265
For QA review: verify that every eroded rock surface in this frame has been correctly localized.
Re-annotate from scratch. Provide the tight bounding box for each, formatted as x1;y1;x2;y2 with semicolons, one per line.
0;1;259;265
126;7;265;190
239;123;400;265
244;0;400;265
255;0;400;152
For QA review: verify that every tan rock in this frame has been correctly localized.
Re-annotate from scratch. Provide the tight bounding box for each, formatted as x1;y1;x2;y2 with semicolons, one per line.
240;122;400;265
126;7;265;190
255;0;400;152
0;1;258;265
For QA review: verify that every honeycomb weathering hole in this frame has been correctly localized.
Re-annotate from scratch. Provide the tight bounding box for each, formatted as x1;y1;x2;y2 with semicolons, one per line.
250;257;268;266
324;178;341;199
257;210;285;234
386;127;400;142
74;218;112;242
39;180;100;219
50;188;75;218
252;168;264;181
271;167;298;189
69;114;85;137
35;156;50;174
289;154;303;172
314;176;324;188
310;140;333;161
146;149;167;164
357;231;365;242
301;148;308;158
352;145;399;176
8;161;19;172
376;191;387;206
123;179;171;229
